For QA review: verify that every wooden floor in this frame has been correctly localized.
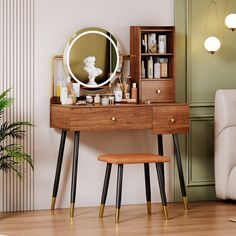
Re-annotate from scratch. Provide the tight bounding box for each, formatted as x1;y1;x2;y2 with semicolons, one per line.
1;201;236;236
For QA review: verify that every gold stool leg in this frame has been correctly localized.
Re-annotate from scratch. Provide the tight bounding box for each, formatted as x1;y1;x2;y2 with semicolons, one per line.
163;206;168;220
99;204;105;218
51;197;56;211
70;203;75;218
147;201;151;215
183;196;188;210
115;208;120;224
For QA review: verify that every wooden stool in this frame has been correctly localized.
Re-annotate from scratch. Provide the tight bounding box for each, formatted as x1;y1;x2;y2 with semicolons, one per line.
97;153;171;223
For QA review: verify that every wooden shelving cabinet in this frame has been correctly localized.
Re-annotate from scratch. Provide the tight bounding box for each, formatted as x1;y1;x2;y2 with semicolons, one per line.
130;26;175;103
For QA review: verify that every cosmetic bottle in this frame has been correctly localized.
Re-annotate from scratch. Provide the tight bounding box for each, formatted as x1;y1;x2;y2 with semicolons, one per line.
144;34;148;53
147;56;153;79
61;87;68;105
66;76;72;95
158;35;167;53
141;61;146;79
114;83;123;103
94;94;101;104
154;58;161;78
131;83;138;102
160;58;168;78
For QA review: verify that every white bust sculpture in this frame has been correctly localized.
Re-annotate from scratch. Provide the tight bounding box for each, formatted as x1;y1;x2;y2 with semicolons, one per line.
83;56;102;86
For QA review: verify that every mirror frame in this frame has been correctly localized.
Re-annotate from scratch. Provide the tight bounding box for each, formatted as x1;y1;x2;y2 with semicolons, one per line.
63;28;121;89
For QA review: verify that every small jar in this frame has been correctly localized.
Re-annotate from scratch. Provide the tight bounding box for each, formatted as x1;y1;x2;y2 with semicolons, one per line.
101;96;109;106
94;94;101;104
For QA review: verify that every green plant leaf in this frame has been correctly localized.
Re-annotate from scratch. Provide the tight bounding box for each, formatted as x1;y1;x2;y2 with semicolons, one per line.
0;89;13;119
0;121;32;143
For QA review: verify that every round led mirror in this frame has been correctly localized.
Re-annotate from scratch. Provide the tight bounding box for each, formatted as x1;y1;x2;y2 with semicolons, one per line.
63;27;122;89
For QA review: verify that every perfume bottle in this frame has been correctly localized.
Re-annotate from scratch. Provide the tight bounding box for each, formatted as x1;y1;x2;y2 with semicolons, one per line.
141;61;146;79
147;56;153;79
114;83;123;102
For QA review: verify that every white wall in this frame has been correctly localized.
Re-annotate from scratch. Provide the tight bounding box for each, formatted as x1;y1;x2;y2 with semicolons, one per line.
34;0;174;209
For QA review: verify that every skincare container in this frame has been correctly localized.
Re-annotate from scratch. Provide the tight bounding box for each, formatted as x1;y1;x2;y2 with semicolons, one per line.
61;87;68;105
141;61;145;79
131;83;138;102
114;83;123;103
147;56;153;79
66;76;72;95
154;58;161;78
160;58;168;78
158;35;167;53
94;94;101;104
101;96;109;106
148;33;157;53
72;83;80;98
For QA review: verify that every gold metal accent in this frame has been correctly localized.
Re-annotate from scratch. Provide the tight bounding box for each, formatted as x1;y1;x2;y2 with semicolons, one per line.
111;117;116;121
183;196;188;210
51;55;63;97
70;203;75;218
170;118;175;123
163;206;168;220
115;208;120;224
156;89;161;94
99;204;105;218
228;218;236;223
147;201;151;215
51;197;56;211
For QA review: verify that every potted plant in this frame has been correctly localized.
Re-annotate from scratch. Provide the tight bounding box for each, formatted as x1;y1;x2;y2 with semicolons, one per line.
0;89;33;177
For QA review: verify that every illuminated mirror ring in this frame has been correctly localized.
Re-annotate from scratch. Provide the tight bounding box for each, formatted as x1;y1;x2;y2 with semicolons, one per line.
65;30;119;88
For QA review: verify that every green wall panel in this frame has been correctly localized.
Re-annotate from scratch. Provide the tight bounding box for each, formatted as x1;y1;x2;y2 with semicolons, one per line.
175;0;236;201
189;119;214;185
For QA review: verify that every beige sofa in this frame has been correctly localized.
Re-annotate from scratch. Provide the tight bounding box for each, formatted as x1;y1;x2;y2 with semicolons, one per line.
215;89;236;200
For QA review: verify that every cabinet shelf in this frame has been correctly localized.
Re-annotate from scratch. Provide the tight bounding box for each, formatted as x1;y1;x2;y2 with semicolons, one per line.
141;78;174;81
141;53;174;56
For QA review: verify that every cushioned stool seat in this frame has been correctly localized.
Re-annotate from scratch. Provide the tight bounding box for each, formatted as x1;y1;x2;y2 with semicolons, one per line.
98;153;170;164
98;153;171;223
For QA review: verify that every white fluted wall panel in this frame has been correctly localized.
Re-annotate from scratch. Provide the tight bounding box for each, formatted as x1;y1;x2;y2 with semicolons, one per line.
0;0;34;212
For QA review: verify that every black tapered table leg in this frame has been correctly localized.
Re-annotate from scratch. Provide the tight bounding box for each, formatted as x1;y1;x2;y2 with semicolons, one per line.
156;163;168;220
144;163;151;215
157;135;165;187
173;134;188;210
70;131;80;218
115;164;123;223
51;130;67;211
99;163;112;218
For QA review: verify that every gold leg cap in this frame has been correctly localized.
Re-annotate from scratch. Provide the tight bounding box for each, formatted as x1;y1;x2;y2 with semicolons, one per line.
163;206;168;220
228;218;236;223
70;203;75;218
51;197;56;211
183;196;188;210
147;201;151;215
99;204;105;218
115;208;120;224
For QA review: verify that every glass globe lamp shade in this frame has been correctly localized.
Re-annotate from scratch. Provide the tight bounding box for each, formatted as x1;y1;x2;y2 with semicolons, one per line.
225;14;236;31
203;36;221;54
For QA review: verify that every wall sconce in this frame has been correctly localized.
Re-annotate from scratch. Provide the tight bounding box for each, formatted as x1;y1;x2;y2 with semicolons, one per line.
224;0;236;31
203;0;221;54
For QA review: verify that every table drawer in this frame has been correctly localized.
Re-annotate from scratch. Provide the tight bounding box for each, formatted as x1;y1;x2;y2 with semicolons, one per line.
153;105;189;134
70;106;152;131
141;80;174;102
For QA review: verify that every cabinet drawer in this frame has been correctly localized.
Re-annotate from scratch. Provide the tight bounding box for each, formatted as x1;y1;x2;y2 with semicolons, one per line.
153;105;189;134
71;106;152;131
141;80;174;102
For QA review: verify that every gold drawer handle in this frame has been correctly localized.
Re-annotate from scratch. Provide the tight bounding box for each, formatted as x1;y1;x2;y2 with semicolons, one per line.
155;89;161;94
170;118;175;123
111;117;116;121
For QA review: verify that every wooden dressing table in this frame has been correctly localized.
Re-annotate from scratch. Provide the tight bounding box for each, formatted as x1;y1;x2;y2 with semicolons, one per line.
50;99;189;217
